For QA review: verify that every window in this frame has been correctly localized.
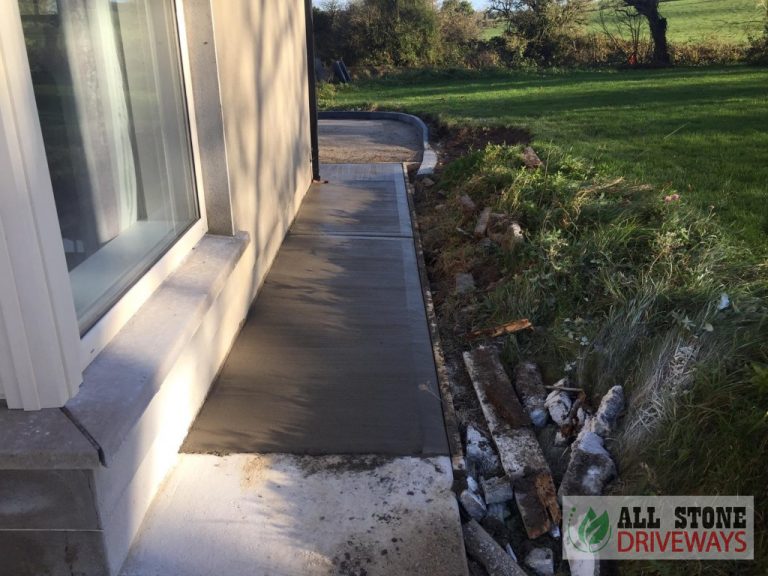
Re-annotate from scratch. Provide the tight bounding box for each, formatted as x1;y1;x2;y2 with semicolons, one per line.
19;0;199;333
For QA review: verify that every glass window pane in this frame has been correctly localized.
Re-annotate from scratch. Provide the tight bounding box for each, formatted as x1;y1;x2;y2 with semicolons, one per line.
19;0;199;333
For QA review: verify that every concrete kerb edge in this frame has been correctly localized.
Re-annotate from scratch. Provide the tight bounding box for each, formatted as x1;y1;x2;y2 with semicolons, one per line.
400;163;465;481
318;111;437;176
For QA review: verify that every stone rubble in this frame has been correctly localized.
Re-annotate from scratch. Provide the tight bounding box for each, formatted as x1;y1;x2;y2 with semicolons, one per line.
455;273;477;295
460;489;488;521
455;355;624;575
465;425;502;477
512;362;549;428
544;388;572;427
524;547;555;576
589;385;625;438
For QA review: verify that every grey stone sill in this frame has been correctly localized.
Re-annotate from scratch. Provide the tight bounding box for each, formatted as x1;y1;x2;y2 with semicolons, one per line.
0;233;248;470
0;406;100;470
56;232;248;468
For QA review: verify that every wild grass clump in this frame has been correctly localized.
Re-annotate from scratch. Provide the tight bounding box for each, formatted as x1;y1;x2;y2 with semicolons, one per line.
421;143;768;574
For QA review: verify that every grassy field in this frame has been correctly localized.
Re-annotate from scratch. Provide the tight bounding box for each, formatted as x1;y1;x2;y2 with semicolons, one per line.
321;66;768;256
482;0;765;43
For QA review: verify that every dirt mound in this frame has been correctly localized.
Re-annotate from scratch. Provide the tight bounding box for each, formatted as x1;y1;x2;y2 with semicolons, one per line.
431;122;531;165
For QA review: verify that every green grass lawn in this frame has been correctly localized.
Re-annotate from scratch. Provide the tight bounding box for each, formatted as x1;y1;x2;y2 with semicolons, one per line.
321;66;768;256
484;0;765;43
589;0;765;43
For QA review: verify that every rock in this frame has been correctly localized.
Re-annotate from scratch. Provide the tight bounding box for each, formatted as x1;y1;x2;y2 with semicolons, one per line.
505;544;518;562
558;431;616;498
455;273;476;295
513;362;548;427
576;407;588;428
463;520;528;576
474;207;492;238
554;431;569;447
467;560;488;576
467;475;480;494
545;389;572;427
486;502;511;522
422;177;436;188
465;425;502;477
569;558;601;576
481;475;514;505
502;222;525;251
480;514;511;547
460;194;477;214
523;146;543;169
525;547;554;576
590;385;625;437
461;489;488;521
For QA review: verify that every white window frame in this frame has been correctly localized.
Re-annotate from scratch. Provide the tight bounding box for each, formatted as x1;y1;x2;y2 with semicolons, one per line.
0;0;211;409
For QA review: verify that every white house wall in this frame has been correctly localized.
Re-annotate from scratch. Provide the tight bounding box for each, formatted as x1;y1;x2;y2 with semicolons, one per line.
211;0;313;299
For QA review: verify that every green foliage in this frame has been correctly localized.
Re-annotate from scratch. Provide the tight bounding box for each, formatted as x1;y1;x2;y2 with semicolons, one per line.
489;0;591;65
314;0;448;67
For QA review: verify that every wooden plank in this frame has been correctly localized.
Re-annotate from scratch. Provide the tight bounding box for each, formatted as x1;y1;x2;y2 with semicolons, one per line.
463;346;561;539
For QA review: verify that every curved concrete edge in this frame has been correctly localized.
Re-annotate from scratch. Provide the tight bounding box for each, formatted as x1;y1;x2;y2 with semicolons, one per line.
318;111;438;177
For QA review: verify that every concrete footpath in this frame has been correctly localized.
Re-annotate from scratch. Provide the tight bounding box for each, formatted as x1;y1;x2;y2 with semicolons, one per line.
120;133;468;575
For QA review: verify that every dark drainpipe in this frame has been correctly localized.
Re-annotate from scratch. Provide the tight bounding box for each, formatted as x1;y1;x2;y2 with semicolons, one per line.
304;0;321;181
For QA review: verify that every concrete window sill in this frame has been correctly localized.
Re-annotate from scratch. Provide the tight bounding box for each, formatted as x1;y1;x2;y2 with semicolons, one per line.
0;232;249;470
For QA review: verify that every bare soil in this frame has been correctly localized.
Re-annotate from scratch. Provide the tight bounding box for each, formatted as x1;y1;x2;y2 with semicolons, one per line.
319;119;423;164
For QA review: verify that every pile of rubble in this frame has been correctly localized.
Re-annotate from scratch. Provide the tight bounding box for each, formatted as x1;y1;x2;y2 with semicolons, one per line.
455;345;625;576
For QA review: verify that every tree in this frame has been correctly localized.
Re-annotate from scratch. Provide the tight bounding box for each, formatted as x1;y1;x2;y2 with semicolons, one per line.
487;0;590;65
439;0;480;64
346;0;441;66
599;0;648;64
621;0;670;65
486;0;518;34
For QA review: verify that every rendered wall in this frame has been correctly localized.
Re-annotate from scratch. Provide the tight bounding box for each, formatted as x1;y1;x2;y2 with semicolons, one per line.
210;0;313;298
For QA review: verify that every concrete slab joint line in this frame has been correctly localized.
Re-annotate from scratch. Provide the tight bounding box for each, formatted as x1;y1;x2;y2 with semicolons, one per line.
319;111;437;176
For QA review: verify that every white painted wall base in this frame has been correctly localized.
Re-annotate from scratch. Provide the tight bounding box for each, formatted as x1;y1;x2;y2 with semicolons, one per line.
95;242;253;574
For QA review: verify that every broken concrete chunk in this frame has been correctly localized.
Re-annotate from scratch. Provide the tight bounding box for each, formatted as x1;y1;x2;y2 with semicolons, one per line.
590;385;625;437
462;520;527;576
467;560;488;576
502;222;525;252
523;146;543;170
465;425;502;477
558;431;616;498
461;489;488;521
463;347;561;539
486;502;512;523
474;207;492;238
455;273;476;295
460;194;477;214
481;475;514;505
545;389;572;427
569;558;601;576
513;362;548;428
525;547;554;576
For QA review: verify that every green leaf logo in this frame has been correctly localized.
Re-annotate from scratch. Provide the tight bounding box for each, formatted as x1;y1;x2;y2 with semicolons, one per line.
578;507;610;550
